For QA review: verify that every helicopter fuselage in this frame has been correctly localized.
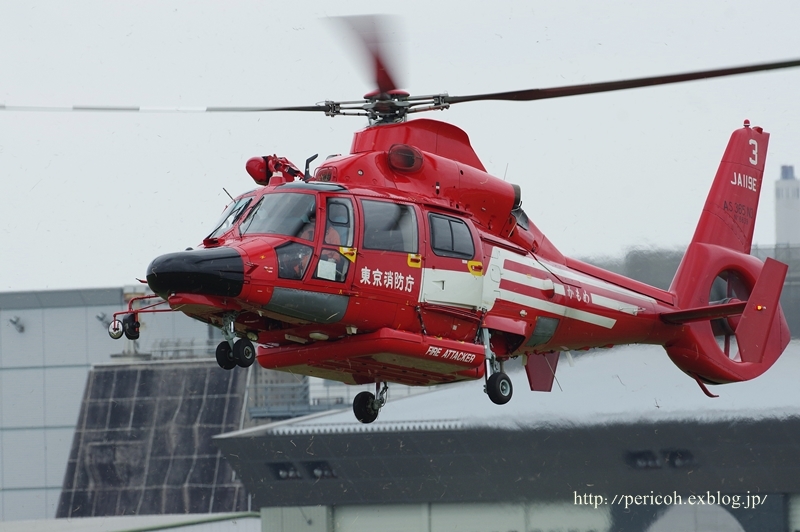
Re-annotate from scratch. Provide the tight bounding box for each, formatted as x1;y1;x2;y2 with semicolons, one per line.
145;118;692;390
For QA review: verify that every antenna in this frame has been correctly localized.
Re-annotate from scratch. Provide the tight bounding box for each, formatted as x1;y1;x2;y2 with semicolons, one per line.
304;154;319;182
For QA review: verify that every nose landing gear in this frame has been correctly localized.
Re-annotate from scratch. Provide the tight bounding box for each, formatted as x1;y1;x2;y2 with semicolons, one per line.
215;339;256;370
215;341;237;370
233;338;256;367
353;382;388;424
214;312;257;370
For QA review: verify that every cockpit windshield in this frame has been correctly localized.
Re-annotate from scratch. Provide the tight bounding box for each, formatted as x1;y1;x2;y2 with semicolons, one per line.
207;197;252;240
239;192;317;240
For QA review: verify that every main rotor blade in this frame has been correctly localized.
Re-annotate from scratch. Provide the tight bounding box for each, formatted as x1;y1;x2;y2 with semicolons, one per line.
445;58;800;104
338;15;401;95
0;104;331;113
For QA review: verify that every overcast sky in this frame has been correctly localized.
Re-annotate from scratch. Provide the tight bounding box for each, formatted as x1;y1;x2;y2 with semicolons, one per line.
2;0;799;291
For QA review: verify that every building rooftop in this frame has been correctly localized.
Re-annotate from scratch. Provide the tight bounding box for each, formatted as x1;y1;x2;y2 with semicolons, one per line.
0;288;123;309
0;512;260;532
214;341;800;514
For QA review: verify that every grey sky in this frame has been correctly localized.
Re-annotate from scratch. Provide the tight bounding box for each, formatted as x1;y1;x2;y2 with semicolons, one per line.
2;0;799;291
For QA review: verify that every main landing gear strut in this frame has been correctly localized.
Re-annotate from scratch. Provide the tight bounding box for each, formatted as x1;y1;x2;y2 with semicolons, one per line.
482;328;513;405
353;382;388;424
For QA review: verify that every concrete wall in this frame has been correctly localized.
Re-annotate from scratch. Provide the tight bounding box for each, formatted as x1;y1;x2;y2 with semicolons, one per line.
261;503;613;532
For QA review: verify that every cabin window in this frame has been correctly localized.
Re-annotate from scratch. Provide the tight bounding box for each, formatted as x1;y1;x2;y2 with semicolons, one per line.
361;200;418;253
325;198;354;247
240;192;316;240
429;213;475;259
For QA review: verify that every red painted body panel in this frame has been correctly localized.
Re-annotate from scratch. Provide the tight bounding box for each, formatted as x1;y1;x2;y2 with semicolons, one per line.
257;327;486;386
351;118;486;171
566;257;675;305
525;352;560;392
737;257;788;363
690;126;768;253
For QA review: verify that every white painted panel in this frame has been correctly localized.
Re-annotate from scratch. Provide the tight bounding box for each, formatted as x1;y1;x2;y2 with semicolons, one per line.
647;504;743;532
335;504;429;532
262;506;330;532
45;427;75;487
527;502;611;532
0;488;50;521
44;487;62;519
164;516;262;532
43;308;89;366
0;309;44;368
431;502;524;532
1;368;45;428
1;429;46;489
421;268;483;308
44;366;87;427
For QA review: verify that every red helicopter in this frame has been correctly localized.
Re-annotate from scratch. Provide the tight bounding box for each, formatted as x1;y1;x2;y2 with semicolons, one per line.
22;18;795;423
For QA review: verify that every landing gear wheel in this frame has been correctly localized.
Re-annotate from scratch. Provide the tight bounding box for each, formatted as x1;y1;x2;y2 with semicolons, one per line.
215;341;237;370
122;314;140;340
487;372;513;405
233;339;256;368
353;391;379;424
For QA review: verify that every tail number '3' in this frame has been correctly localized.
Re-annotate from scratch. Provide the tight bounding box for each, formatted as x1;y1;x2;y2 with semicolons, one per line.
749;139;758;166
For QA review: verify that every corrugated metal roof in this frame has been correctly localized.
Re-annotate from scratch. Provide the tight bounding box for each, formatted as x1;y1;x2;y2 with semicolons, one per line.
217;340;800;438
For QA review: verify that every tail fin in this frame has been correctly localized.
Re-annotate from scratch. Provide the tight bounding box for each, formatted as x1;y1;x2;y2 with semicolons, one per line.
690;121;767;253
665;123;790;384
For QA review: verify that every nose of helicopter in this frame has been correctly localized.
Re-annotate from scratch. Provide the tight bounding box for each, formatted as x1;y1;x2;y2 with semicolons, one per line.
146;247;244;299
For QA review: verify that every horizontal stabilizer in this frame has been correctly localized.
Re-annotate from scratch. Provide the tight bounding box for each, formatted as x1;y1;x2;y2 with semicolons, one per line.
736;257;788;363
660;300;746;324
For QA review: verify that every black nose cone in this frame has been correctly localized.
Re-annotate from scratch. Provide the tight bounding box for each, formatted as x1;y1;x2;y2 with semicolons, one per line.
146;247;244;299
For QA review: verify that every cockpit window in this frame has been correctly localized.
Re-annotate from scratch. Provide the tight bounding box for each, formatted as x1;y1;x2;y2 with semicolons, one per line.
276;242;314;280
240;193;317;240
207;197;252;239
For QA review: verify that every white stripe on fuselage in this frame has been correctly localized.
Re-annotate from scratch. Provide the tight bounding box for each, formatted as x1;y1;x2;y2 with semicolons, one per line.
496;247;656;305
497;271;617;329
483;248;657;328
417;248;653;330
